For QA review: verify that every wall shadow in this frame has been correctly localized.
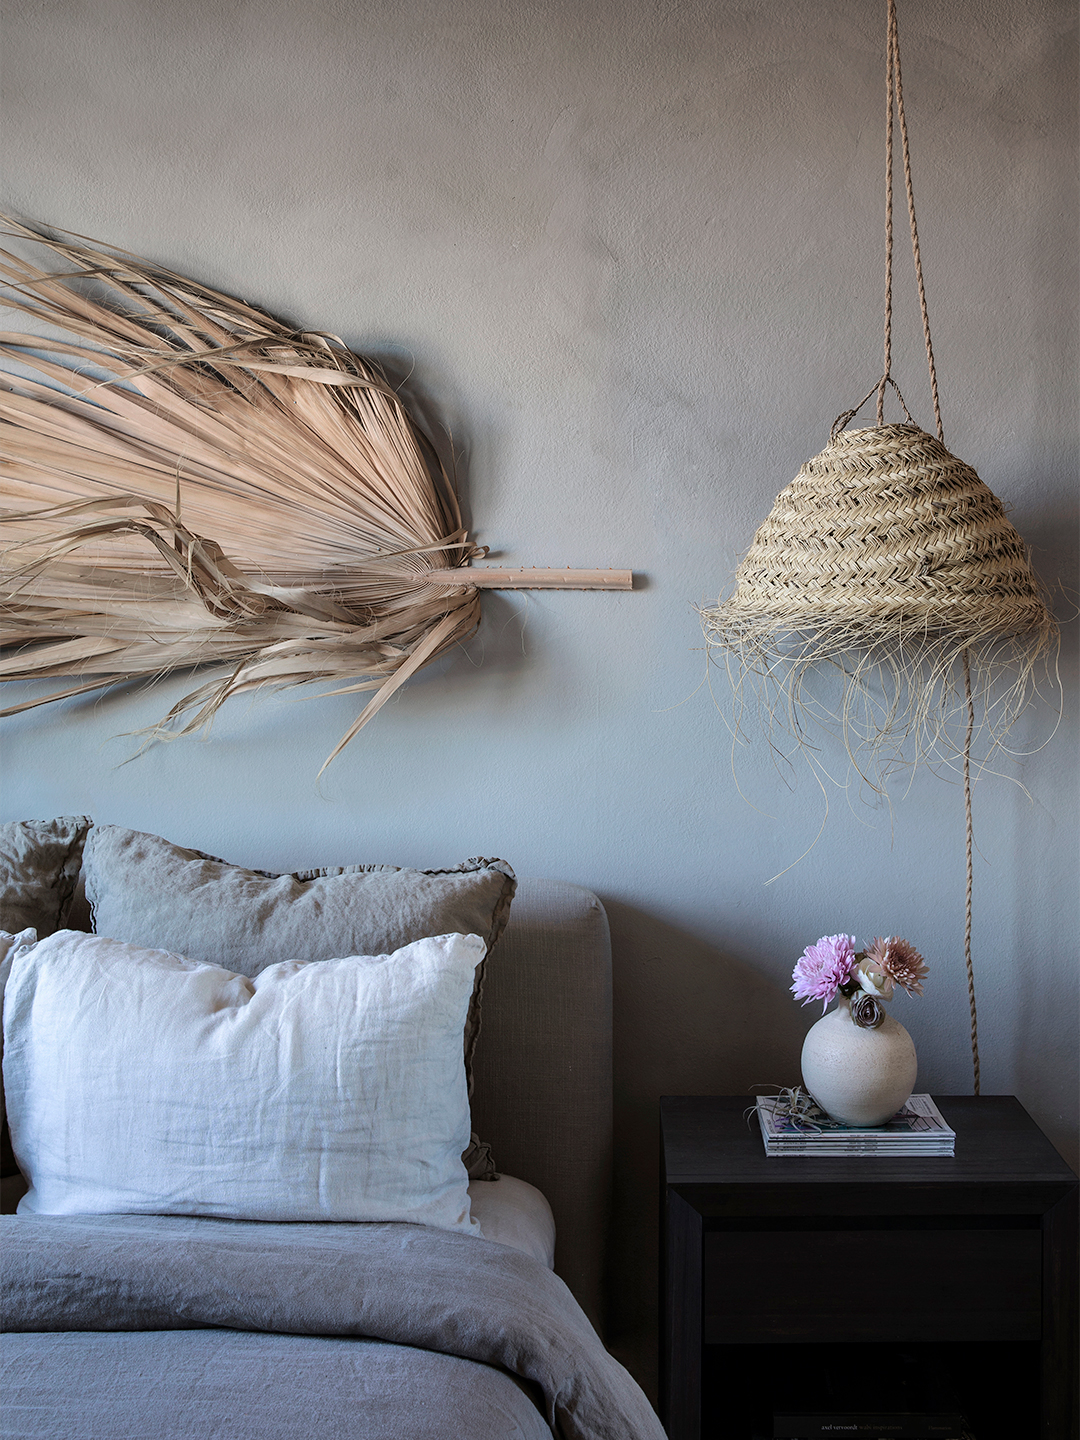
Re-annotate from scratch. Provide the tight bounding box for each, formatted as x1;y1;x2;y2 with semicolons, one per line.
600;898;808;1400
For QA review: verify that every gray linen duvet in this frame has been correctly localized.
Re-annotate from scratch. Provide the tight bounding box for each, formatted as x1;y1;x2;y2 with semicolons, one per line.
0;1213;665;1440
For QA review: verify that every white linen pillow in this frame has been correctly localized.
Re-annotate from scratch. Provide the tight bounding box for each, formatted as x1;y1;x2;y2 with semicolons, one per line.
0;928;37;1164
4;928;484;1232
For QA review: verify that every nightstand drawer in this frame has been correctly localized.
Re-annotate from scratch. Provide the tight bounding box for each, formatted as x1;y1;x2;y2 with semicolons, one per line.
702;1226;1042;1343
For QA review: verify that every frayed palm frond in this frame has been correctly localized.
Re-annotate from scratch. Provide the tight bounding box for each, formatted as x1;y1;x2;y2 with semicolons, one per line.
0;216;483;771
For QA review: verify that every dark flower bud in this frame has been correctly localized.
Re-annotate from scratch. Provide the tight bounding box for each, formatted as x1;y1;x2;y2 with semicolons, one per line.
850;993;885;1029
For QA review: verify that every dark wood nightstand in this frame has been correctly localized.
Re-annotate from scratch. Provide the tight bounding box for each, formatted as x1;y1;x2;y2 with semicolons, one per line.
660;1095;1078;1440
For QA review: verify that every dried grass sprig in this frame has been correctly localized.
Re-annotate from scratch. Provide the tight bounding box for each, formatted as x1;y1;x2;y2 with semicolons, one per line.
0;217;483;771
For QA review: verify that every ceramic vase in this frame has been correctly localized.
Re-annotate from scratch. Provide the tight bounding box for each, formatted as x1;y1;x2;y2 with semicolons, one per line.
800;994;917;1127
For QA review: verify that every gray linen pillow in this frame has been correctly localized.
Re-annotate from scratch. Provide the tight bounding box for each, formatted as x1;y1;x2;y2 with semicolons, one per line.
0;817;92;937
82;825;516;1179
1;817;93;1180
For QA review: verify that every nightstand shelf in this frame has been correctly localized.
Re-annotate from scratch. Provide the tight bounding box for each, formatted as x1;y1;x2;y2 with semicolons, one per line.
660;1095;1077;1440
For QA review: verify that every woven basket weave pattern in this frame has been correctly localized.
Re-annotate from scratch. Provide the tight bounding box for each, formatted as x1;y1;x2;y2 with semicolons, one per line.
706;424;1049;640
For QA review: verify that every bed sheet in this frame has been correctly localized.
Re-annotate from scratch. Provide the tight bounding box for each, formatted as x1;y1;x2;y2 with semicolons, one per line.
469;1173;556;1268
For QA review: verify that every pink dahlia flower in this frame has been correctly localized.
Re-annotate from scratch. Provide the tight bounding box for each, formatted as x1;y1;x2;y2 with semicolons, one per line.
791;934;857;1009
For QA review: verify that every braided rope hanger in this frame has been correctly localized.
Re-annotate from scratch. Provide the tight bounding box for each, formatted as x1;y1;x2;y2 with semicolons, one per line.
878;0;979;1093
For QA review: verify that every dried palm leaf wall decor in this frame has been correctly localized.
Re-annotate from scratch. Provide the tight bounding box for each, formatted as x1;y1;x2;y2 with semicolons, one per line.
0;218;630;772
700;0;1058;1090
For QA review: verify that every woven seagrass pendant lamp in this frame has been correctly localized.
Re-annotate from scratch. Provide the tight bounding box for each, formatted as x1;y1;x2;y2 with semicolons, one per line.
700;0;1057;1092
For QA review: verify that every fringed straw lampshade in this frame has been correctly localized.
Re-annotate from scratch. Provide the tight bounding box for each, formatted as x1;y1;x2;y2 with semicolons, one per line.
703;420;1054;712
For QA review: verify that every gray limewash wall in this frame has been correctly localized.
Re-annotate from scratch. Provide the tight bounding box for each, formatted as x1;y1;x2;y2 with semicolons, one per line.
2;0;1076;1390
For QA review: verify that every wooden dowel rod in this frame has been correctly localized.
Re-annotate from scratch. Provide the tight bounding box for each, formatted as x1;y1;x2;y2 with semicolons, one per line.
426;567;633;591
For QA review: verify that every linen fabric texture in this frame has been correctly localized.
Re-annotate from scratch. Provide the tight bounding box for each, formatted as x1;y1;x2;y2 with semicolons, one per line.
0;930;37;1181
81;824;516;1178
5;928;484;1230
0;817;91;938
0;815;93;1179
1;1212;667;1440
466;1173;556;1269
0;1331;556;1440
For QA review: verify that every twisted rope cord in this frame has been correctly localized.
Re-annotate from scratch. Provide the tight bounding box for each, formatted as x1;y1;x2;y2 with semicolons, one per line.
962;651;981;1093
877;13;895;426
878;0;979;1091
890;0;944;443
877;0;944;444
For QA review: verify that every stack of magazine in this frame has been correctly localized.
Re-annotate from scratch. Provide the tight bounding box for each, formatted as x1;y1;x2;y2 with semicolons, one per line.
756;1093;956;1156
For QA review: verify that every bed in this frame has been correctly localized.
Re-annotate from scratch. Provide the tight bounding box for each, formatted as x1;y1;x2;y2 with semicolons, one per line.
0;818;664;1440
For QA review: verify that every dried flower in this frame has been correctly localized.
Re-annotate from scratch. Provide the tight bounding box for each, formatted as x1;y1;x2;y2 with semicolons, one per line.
869;936;929;997
791;934;857;1010
855;955;895;1001
794;930;928;1026
850;992;885;1028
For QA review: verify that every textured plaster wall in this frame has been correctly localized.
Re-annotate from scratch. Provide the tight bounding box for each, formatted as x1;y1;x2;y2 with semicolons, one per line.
2;0;1076;1390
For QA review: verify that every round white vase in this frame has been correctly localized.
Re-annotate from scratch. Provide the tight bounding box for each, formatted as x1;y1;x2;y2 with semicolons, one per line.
800;995;918;1127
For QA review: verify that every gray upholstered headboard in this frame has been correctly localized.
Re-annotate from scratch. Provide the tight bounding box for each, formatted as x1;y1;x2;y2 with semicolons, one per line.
470;878;613;1332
